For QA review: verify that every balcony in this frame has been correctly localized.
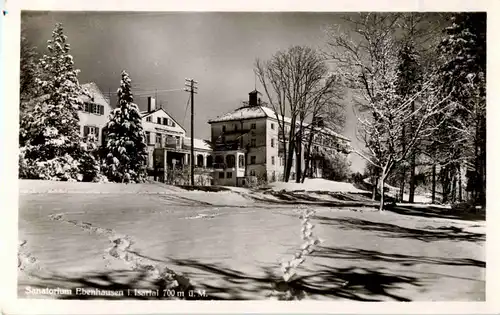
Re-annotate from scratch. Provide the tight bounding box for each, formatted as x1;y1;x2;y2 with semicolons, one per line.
166;142;182;150
213;163;225;171
214;140;245;151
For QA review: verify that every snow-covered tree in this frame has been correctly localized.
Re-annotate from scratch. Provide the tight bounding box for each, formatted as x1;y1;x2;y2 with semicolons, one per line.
395;41;423;203
436;13;486;207
19;31;41;147
19;23;94;181
326;13;453;211
102;70;148;183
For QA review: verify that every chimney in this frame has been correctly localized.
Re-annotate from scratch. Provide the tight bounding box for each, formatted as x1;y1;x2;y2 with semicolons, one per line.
249;90;258;106
147;96;156;112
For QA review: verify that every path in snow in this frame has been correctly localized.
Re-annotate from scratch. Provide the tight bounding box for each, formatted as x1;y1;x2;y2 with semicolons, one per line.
46;212;191;292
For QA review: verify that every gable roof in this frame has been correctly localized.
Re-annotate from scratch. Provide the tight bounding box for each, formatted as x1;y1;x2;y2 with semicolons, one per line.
141;107;186;133
79;82;110;106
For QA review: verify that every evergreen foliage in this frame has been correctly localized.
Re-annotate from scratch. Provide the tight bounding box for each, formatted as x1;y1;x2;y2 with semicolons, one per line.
102;70;148;183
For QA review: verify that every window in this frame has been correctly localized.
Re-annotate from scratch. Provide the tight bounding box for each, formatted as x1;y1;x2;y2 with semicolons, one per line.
156;133;162;144
172;122;176;127
222;125;226;132
146;116;152;122
271;156;275;165
238;155;245;168
250;169;256;176
250;156;256;164
157;117;162;124
145;131;151;144
271;138;275;148
93;104;101;115
251;123;256;129
163;118;168;125
83;102;104;115
226;155;235;168
215;155;224;164
235;124;238;131
83;125;99;140
219;172;225;179
251;139;256;147
226;172;233;179
271;123;275;130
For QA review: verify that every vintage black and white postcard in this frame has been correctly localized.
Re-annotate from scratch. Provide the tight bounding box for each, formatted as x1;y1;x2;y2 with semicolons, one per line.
2;0;499;314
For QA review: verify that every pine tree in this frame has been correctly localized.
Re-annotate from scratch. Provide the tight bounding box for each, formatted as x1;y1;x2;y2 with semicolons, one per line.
102;70;148;183
20;23;91;181
395;41;422;203
437;13;486;207
19;32;41;147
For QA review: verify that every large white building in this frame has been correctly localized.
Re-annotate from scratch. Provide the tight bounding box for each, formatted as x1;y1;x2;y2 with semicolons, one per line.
208;90;350;186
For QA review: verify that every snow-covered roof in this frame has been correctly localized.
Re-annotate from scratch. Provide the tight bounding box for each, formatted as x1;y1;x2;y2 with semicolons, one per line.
184;137;212;151
317;126;350;142
208;105;349;141
141;107;186;133
79;82;108;103
208;106;270;123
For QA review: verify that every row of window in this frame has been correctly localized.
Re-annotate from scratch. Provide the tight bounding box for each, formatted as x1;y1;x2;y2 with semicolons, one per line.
220;122;275;132
211;154;280;167
145;131;181;145
82;102;105;115
218;171;233;179
217;170;259;179
145;116;176;127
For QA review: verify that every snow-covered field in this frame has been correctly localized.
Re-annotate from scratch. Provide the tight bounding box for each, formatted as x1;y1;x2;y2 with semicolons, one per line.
269;178;367;193
18;180;485;301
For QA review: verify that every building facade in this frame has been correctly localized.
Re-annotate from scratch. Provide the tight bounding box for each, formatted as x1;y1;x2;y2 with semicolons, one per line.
78;83;211;182
78;82;113;146
208;90;350;186
140;96;212;181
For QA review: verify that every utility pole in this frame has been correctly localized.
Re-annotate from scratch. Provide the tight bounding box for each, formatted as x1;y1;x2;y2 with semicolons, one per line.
184;78;198;186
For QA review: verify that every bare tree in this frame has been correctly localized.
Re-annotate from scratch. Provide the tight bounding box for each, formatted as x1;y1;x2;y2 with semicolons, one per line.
255;45;341;182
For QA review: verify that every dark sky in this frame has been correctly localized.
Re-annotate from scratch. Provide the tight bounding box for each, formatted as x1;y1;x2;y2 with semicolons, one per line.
22;11;366;172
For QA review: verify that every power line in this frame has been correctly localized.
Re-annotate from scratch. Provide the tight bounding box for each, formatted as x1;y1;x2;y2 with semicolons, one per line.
102;88;184;96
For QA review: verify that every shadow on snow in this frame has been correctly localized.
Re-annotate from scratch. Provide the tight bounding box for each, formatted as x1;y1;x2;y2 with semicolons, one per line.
314;215;485;243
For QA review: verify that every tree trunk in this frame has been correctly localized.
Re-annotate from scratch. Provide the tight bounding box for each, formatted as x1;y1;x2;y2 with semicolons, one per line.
458;164;462;202
302;129;315;183
400;125;406;202
408;100;416;204
372;176;378;200
399;167;406;202
451;172;457;203
379;174;385;212
409;153;416;203
431;164;436;204
295;136;302;183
